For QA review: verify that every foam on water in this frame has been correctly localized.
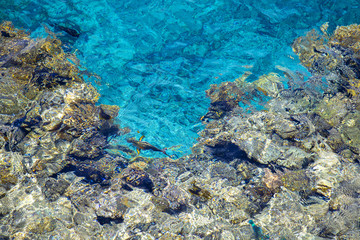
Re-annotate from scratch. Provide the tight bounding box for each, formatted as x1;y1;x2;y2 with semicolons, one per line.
1;0;360;156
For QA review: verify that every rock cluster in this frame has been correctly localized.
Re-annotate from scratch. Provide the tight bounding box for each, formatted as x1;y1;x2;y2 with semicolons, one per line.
0;21;360;239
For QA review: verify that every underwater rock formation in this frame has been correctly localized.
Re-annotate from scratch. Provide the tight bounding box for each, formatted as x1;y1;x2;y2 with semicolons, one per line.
192;23;360;239
293;23;360;97
0;21;121;179
1;21;360;239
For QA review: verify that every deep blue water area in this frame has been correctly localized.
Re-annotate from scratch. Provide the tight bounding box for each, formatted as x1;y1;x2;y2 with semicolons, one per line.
1;0;360;156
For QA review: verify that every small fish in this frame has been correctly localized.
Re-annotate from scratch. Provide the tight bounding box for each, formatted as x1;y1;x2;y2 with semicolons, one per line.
188;180;212;200
55;24;80;38
106;144;136;155
126;136;170;157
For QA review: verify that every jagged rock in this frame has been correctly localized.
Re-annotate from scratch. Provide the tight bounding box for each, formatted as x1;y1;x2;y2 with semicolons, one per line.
281;170;312;196
69;131;107;159
161;185;189;211
309;150;342;198
256;188;316;239
0;150;23;192
119;167;154;192
42;178;70;202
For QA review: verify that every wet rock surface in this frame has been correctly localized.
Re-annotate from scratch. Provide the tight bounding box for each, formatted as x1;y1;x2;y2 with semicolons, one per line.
0;21;360;239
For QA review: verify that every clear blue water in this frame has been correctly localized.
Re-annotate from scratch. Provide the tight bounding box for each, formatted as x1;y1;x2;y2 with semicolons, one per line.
1;0;360;156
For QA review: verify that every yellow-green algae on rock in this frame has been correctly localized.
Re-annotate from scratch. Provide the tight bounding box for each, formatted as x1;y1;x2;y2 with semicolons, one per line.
0;21;125;238
0;21;121;179
193;23;360;239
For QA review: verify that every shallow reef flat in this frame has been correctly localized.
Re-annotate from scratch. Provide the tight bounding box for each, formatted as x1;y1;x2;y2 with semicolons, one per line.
0;21;360;239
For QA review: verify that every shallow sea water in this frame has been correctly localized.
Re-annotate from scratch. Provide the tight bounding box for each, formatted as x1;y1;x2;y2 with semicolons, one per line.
1;0;360;155
1;1;360;239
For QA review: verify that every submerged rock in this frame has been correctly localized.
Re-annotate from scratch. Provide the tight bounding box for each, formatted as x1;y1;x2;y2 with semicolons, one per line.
120;167;154;192
190;23;360;240
42;178;70;202
281;169;312;196
309;150;342;198
256;188;316;239
204;81;244;120
0;22;122;178
1;21;360;240
0;150;23;193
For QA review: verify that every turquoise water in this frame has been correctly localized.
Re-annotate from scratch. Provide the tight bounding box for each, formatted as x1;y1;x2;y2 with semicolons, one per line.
1;0;360;156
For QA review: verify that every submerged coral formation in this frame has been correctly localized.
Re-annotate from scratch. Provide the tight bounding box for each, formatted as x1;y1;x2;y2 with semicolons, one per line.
1;21;360;240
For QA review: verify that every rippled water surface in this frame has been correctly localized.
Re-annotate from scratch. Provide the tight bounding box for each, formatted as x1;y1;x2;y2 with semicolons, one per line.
1;0;360;155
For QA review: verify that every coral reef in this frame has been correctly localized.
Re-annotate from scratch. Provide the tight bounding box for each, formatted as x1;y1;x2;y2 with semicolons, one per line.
1;21;360;240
